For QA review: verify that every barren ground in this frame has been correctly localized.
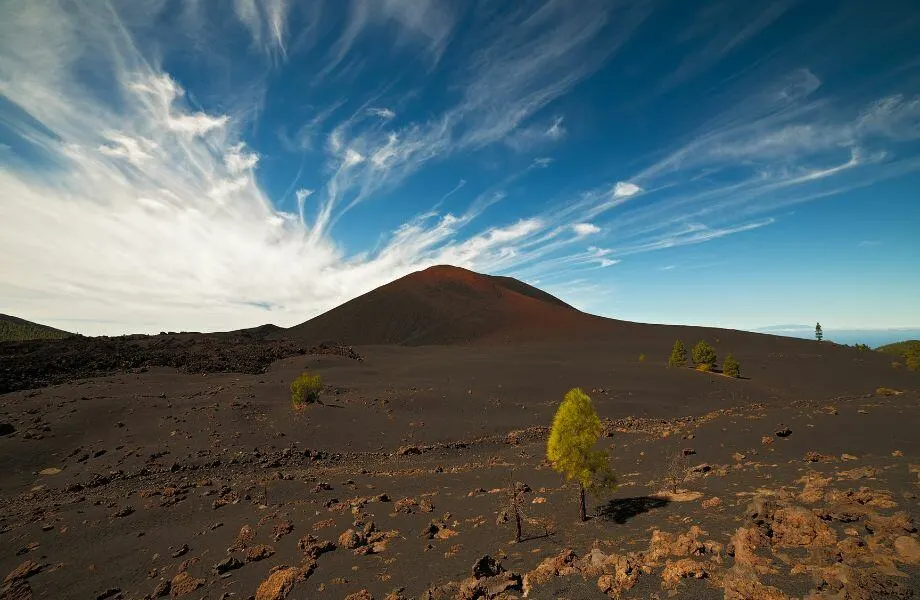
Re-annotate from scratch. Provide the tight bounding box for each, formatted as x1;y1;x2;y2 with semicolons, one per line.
1;334;919;600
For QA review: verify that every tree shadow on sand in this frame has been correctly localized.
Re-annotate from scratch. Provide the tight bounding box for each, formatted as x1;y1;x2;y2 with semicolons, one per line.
597;496;671;524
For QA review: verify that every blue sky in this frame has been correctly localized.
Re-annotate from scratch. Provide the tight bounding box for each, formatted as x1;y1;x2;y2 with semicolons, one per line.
1;0;919;338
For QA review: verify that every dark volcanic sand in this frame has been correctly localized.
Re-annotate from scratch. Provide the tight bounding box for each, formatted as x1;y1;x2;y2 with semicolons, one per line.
1;267;919;599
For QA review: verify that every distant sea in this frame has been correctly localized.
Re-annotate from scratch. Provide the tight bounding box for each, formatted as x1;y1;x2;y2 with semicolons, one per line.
753;325;920;348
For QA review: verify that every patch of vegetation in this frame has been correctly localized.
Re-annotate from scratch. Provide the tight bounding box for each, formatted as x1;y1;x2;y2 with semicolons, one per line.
547;388;616;522
668;339;687;367
691;340;717;370
723;353;740;378
638;353;646;363
877;340;920;372
291;371;322;407
875;387;903;396
876;340;920;355
695;363;712;372
909;351;920;372
0;315;72;342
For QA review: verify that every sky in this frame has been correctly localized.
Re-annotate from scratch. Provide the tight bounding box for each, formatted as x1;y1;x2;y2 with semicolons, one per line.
1;0;919;339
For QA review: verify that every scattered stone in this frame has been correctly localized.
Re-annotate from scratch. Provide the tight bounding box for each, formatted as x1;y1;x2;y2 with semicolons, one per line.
339;529;361;550
723;565;787;600
214;556;243;575
894;536;920;564
171;544;189;558
255;566;298;600
0;580;32;600
866;511;916;537
761;436;774;446
112;506;133;518
701;497;722;509
689;463;711;474
344;590;374;600
4;561;41;584
682;448;696;456
397;445;422;456
523;549;579;593
152;579;170;597
774;427;792;438
472;555;504;579
660;558;707;587
228;525;255;552
272;520;293;541
95;588;121;600
803;451;834;463
298;536;335;560
0;423;15;436
169;572;204;597
246;544;275;562
38;468;61;476
15;542;39;556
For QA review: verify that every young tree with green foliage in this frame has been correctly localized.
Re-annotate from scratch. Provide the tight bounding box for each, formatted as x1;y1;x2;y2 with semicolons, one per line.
815;322;823;342
692;340;717;370
723;353;740;378
290;371;322;407
547;388;616;521
668;339;688;367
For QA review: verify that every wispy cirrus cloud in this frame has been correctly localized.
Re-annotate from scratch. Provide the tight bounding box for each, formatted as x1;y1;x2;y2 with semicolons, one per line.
1;0;648;334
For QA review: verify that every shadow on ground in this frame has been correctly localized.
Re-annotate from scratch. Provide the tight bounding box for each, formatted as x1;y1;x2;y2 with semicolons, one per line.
597;496;671;524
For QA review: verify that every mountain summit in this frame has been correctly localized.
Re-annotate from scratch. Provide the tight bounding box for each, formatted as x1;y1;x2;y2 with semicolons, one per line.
286;265;609;345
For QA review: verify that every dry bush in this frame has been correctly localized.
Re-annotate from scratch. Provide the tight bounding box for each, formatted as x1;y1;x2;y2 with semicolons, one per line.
663;451;688;493
291;371;322;408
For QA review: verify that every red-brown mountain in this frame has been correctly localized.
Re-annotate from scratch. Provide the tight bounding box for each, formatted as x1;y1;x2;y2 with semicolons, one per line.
284;265;618;345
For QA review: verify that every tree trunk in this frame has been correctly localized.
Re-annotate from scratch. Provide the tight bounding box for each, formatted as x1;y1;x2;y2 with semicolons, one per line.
578;484;587;522
514;504;523;542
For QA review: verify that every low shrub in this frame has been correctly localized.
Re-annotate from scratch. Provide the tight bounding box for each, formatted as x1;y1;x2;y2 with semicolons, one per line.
695;363;712;372
291;371;322;407
638;353;647;363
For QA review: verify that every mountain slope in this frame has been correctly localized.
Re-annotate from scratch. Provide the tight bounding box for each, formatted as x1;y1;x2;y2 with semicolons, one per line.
0;314;72;342
877;340;920;356
285;265;613;345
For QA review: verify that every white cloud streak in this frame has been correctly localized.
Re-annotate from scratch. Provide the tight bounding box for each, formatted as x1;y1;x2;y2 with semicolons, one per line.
572;223;600;237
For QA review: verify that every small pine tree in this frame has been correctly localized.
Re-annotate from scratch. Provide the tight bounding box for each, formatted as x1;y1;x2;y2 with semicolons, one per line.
692;340;717;369
547;388;616;522
723;353;740;378
668;340;688;367
815;322;823;342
